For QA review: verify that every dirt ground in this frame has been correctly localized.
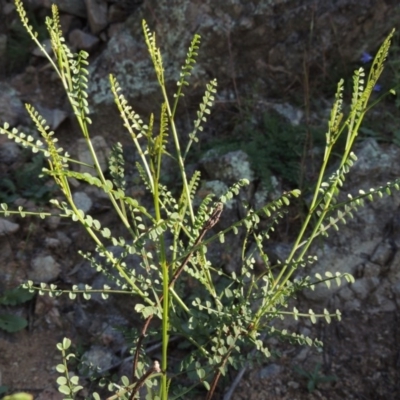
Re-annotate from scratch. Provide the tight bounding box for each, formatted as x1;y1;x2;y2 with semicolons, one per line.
1;301;399;399
1;56;400;400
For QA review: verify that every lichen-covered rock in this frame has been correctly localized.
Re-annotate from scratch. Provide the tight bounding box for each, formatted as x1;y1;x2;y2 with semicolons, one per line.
29;254;61;283
76;135;110;173
0;83;26;127
87;0;400;116
0;218;19;236
200;149;254;183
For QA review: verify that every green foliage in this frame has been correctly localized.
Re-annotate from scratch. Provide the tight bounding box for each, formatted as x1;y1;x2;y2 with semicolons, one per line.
0;393;33;400
55;338;84;398
0;287;34;305
294;363;337;392
5;7;47;74
0;152;55;204
387;30;400;109
0;2;397;399
0;287;34;333
208;110;325;187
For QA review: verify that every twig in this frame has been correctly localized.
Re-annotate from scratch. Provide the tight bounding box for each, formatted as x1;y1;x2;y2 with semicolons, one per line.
222;364;248;400
131;203;224;389
127;359;161;400
222;332;267;400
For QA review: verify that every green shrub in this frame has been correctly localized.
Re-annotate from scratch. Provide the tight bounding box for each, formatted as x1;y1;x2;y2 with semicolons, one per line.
0;151;55;204
0;287;35;333
0;2;397;399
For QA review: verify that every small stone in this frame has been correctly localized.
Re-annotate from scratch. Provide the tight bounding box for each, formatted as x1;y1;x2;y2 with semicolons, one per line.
270;102;304;126
85;0;108;34
41;0;87;18
287;381;300;389
259;363;282;379
35;105;69;130
200;149;254;183
36;387;64;400
77;135;110;173
370;241;393;267
2;2;15;15
29;255;61;282
32;39;52;57
0;83;26;127
44;237;61;249
108;4;130;23
0;141;21;164
56;231;72;249
69;29;100;52
351;277;380;300
0;218;19;236
80;345;118;376
198;180;235;209
0;34;7;73
45;215;61;231
73;191;93;213
294;347;310;362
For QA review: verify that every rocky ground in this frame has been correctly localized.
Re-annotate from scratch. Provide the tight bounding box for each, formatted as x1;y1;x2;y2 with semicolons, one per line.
1;67;400;400
1;1;400;399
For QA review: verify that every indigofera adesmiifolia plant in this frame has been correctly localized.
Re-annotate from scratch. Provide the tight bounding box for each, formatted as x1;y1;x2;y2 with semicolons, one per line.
0;2;398;399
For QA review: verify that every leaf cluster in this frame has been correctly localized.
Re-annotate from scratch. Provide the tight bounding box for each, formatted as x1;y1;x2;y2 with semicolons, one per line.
0;287;34;333
0;2;397;399
0;151;55;204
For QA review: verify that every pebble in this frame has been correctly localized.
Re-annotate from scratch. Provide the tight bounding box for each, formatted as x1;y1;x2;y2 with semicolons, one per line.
0;218;19;236
80;345;118;376
259;363;282;379
28;254;61;282
73;191;93;213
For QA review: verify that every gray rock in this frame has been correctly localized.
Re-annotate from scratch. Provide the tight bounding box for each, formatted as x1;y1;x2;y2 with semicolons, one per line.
0;218;19;236
45;215;61;231
32;39;52;58
0;34;7;74
42;0;87;18
2;2;15;15
266;243;292;265
44;237;62;250
85;0;108;34
108;3;129;23
34;105;68;130
80;345;119;375
69;29;100;52
0;238;14;282
0;83;26;127
0;141;21;164
294;346;310;362
87;0;400;113
253;176;281;209
363;262;381;278
56;231;73;249
270;102;303;126
198;180;235;209
200;150;254;183
76;135;110;173
350;277;380;300
370;240;394;267
259;363;282;379
337;286;354;301
287;381;300;390
343;298;361;311
28;255;61;283
369;283;396;313
73;191;93;213
393;281;400;307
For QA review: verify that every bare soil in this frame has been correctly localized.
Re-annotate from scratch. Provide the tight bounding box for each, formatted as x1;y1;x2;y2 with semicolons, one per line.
1;63;400;400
